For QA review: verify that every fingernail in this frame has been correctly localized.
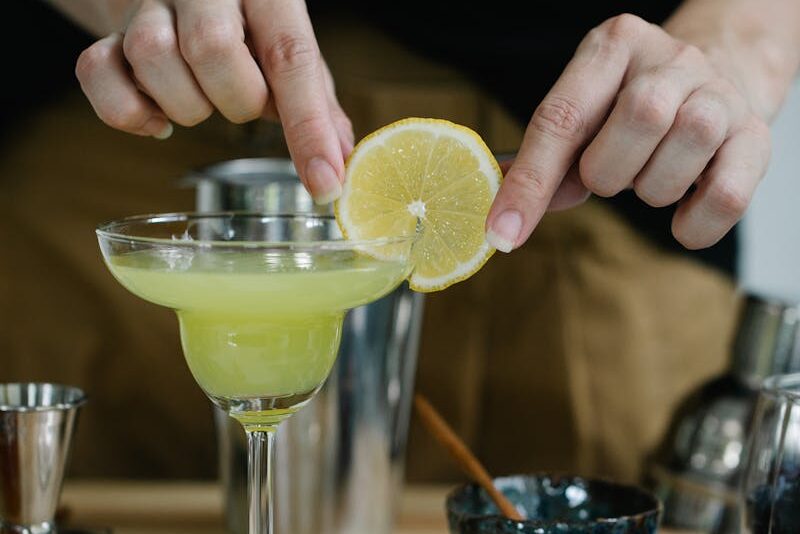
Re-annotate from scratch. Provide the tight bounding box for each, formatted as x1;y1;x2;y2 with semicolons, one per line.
307;157;342;204
147;119;173;140
486;210;522;253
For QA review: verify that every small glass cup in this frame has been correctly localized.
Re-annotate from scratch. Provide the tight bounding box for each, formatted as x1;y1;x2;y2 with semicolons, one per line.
446;473;661;533
741;373;800;533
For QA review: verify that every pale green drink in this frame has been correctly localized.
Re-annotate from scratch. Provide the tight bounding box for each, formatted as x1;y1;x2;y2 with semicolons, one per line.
107;250;408;423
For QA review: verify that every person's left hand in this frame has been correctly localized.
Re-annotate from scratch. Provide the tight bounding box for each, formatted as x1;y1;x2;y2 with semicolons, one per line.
485;14;771;252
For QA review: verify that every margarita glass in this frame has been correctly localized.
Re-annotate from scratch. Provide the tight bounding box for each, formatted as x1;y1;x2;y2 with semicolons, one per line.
96;213;414;533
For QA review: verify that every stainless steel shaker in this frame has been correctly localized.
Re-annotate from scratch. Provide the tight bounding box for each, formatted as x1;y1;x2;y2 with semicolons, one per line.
648;293;800;533
185;158;425;534
0;383;86;534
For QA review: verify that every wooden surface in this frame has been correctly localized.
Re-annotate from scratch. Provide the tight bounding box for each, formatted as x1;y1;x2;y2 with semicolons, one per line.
60;480;692;534
60;481;448;534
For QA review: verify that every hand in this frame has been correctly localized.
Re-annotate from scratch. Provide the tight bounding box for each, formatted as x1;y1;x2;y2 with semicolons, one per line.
75;0;353;204
486;14;771;252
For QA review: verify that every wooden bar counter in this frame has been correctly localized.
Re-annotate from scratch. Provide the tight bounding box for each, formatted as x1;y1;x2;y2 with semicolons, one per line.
60;480;692;534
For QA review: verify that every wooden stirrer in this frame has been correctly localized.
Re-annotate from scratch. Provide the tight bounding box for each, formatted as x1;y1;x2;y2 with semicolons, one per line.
413;393;525;521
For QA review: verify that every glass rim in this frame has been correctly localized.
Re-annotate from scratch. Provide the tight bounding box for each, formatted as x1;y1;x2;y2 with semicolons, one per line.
0;382;88;413
761;372;800;402
95;211;415;249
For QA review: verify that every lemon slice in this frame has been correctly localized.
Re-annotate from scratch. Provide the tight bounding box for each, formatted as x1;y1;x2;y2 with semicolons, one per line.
335;118;502;292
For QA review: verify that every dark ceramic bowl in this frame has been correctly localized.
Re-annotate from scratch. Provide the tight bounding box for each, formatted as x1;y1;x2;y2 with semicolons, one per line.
446;474;662;533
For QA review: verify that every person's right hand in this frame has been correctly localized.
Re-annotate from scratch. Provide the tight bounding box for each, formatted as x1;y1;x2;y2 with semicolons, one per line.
75;0;353;204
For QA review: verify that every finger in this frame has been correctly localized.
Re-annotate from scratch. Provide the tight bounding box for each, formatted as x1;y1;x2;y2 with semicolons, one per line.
634;80;747;207
671;119;770;249
498;157;589;211
245;0;344;203
579;44;711;197
486;14;644;252
322;61;354;156
123;2;213;127
549;166;590;211
75;33;173;139
175;0;268;124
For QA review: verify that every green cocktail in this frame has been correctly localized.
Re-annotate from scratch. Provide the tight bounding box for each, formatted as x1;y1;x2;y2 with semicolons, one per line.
107;250;408;425
97;213;413;533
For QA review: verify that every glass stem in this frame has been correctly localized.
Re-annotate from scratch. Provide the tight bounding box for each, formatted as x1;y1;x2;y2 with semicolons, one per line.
247;428;276;534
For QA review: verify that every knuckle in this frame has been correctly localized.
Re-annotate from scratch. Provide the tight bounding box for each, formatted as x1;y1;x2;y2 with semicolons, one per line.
707;179;750;219
713;78;741;100
576;156;604;194
180;20;240;66
743;116;771;142
262;32;318;76
581;178;615;197
284;112;329;147
99;100;148;131
581;23;625;58
338;113;353;132
579;171;622;198
704;79;744;111
733;117;771;177
123;26;176;65
75;42;109;81
331;106;353;130
633;180;684;208
210;83;267;124
529;95;586;140
671;43;706;67
506;163;551;204
676;101;726;148
672;222;708;250
622;80;676;132
333;114;354;139
171;105;212;127
600;13;647;41
227;105;263;124
577;149;631;198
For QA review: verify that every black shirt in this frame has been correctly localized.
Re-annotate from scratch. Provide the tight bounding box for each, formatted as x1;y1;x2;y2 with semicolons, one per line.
1;2;92;142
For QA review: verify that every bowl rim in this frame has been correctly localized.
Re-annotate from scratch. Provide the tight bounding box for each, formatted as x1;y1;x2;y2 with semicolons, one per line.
445;472;663;528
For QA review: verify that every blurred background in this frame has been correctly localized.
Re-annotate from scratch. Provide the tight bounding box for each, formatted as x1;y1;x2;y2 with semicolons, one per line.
1;1;798;503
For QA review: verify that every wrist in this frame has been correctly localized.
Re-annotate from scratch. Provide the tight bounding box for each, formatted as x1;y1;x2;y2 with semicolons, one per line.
703;41;786;122
664;7;798;122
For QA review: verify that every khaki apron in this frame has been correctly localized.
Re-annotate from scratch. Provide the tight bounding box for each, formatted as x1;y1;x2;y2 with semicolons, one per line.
0;15;739;483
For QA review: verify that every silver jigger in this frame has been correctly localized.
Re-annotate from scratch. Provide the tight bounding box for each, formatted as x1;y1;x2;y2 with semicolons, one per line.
0;383;86;534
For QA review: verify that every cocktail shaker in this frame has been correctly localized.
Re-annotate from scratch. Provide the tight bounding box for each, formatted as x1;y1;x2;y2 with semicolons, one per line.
0;383;86;534
647;293;800;533
185;158;425;534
